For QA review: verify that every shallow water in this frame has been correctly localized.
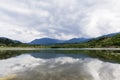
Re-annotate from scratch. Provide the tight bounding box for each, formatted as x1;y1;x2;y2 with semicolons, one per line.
0;49;120;80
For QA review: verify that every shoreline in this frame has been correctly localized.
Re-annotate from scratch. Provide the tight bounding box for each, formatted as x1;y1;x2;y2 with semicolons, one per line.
0;47;120;50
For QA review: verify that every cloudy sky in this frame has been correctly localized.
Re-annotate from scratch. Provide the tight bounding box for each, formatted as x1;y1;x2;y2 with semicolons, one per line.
0;0;120;42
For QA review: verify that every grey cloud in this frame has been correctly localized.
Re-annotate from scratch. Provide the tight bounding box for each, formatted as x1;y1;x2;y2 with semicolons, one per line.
0;0;120;42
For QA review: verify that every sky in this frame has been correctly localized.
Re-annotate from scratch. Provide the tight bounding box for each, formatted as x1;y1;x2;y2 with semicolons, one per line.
0;0;120;42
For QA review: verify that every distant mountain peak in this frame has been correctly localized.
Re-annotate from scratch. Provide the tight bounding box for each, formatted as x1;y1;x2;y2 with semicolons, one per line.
29;38;64;45
29;37;90;45
64;38;89;43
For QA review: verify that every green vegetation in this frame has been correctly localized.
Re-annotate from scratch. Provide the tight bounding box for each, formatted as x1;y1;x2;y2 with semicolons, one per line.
0;38;21;47
0;38;48;48
51;34;120;48
86;34;120;47
0;33;120;48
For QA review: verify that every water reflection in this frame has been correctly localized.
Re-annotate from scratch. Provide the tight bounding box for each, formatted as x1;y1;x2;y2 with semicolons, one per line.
0;49;120;80
1;55;120;80
0;49;120;63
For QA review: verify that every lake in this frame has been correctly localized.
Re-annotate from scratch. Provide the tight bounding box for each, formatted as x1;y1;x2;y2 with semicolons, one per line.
0;48;120;80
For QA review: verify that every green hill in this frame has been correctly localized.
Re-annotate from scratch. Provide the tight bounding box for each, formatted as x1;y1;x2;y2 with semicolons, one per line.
86;33;120;47
0;37;22;46
0;33;120;48
51;33;120;48
0;37;48;48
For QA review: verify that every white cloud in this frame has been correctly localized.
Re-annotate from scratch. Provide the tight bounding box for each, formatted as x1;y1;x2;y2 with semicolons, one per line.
0;0;120;42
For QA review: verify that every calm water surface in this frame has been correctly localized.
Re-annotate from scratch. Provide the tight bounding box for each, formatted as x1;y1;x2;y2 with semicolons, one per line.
0;49;120;80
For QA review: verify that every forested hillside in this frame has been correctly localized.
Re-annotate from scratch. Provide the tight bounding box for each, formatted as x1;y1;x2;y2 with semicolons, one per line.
0;37;21;46
51;33;120;48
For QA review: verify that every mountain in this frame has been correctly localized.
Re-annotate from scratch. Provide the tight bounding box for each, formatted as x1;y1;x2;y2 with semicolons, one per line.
97;32;120;38
29;38;64;45
51;32;120;48
0;37;22;46
29;38;90;45
86;33;120;47
64;38;89;43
